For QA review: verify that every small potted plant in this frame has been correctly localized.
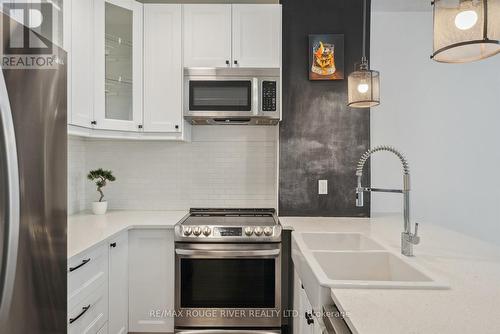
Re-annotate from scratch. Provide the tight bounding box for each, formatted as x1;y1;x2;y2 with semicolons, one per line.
87;168;116;215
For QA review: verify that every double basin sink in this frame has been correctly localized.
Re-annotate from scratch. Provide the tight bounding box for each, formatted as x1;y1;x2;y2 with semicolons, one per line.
293;232;448;291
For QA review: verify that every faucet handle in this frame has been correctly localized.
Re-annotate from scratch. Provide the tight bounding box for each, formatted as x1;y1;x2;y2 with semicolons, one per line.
412;223;420;244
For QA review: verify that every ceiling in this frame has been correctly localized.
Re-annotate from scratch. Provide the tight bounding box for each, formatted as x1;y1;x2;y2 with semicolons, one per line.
372;0;431;12
138;0;432;11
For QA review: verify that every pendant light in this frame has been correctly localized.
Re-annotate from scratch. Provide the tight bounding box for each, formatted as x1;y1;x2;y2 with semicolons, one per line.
431;0;500;63
348;0;380;108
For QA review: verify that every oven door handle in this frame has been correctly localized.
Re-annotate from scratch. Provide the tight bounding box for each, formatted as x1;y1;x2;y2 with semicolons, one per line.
175;249;280;258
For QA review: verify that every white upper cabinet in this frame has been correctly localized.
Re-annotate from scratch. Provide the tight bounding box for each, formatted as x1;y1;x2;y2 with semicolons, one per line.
183;4;232;68
232;4;281;68
183;4;281;68
65;0;94;128
94;0;143;131
143;4;183;133
65;0;190;140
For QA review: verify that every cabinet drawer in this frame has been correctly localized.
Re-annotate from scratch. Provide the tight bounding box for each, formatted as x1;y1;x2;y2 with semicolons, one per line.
68;284;108;334
68;243;108;307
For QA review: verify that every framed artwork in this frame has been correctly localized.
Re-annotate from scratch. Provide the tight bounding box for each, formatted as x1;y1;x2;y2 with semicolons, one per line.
309;34;344;80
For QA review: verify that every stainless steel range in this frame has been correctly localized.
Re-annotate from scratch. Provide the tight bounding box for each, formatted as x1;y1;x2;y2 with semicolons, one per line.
174;208;282;334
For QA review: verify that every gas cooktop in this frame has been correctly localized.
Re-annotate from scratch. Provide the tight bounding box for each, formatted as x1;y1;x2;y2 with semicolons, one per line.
174;208;282;243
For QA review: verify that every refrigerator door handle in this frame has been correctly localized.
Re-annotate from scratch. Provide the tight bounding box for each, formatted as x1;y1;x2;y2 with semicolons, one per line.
0;69;20;323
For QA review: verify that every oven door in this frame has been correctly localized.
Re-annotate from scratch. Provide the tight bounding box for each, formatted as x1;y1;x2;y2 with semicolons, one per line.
175;243;281;328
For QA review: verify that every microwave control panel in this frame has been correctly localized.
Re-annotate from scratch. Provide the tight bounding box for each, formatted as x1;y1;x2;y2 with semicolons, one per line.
262;81;277;112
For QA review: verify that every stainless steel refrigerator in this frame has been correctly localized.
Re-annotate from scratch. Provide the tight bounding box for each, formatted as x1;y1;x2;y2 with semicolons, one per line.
0;12;67;334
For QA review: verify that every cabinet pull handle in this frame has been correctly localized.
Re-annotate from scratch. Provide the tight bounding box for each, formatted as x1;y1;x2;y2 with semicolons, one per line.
225;60;230;65
91;121;97;125
234;60;238;65
69;304;91;324
305;312;314;325
69;258;90;272
175;125;179;130
138;124;143;129
110;242;117;248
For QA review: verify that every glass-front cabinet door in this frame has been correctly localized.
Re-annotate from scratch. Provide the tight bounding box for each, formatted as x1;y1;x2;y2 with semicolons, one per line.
94;0;143;131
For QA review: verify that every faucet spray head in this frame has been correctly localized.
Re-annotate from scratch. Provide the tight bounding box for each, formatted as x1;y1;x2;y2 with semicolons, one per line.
356;189;364;207
356;175;364;207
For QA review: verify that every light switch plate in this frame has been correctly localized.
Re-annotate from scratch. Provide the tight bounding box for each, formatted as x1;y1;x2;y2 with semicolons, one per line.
318;180;328;195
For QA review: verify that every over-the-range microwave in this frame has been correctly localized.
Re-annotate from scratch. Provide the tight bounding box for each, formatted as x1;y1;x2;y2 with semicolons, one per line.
183;67;280;125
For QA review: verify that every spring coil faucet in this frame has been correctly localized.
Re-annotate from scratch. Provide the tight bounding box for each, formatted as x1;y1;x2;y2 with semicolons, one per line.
355;145;420;256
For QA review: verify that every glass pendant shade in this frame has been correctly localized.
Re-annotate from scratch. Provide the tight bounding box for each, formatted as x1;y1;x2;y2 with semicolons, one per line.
432;0;500;63
347;64;380;108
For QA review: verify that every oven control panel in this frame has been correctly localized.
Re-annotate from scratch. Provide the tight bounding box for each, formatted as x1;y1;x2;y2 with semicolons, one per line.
218;227;242;237
177;225;279;241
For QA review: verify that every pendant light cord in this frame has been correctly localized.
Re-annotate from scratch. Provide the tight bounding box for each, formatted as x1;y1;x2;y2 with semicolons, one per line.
362;0;367;60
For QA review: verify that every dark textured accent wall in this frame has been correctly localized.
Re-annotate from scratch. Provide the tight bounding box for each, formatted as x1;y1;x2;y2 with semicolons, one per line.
279;0;371;217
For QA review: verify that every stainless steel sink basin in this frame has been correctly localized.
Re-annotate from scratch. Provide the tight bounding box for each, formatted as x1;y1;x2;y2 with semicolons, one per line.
301;232;384;251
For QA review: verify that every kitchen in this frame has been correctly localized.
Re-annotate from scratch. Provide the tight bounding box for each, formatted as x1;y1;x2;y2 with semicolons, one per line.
1;0;500;334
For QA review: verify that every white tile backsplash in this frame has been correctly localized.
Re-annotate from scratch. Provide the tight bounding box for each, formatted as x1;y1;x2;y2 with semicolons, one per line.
68;126;278;212
68;137;87;214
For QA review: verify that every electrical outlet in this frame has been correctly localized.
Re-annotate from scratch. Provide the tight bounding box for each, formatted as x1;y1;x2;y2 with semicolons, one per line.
318;180;328;195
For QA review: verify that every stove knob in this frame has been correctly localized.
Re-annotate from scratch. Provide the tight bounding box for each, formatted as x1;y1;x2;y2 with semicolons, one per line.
244;227;254;236
183;227;193;236
193;226;202;236
264;227;273;236
254;227;263;236
203;226;211;236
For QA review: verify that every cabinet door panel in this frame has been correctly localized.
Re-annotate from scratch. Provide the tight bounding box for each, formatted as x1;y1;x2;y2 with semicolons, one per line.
128;230;175;332
183;4;232;68
94;0;143;131
295;274;315;334
69;0;94;127
143;4;182;132
108;233;128;334
232;4;281;68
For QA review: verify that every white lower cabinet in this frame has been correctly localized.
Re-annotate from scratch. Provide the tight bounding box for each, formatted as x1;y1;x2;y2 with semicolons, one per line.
68;284;108;334
68;244;109;334
300;287;326;334
299;286;315;334
294;271;327;334
108;233;129;334
68;229;175;333
128;229;175;332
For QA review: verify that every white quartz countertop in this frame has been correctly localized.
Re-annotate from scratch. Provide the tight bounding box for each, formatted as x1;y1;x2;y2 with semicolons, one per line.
68;210;188;258
281;215;500;334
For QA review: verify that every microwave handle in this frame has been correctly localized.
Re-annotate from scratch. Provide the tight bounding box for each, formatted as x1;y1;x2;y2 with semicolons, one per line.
252;77;259;115
175;249;280;258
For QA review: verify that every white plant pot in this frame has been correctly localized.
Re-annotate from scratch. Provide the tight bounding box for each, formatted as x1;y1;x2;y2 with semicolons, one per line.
92;201;108;215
